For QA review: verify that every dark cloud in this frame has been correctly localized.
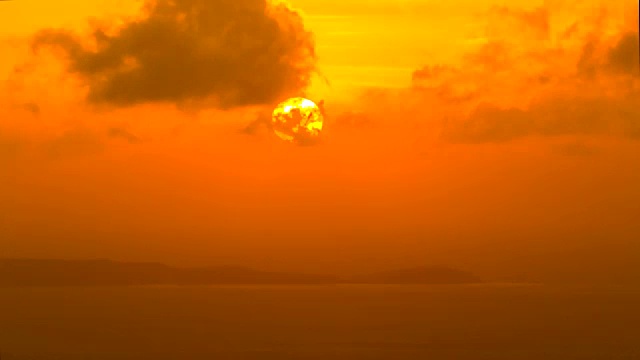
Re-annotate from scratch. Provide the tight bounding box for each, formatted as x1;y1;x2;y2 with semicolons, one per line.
22;103;41;115
577;36;600;78
108;127;142;144
241;110;272;136
31;0;317;109
607;31;640;75
443;95;640;143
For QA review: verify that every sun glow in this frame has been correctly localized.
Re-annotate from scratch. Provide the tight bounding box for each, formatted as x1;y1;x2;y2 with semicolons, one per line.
271;97;324;144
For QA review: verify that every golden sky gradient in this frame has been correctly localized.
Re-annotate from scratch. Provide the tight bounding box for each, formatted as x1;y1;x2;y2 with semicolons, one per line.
0;0;639;281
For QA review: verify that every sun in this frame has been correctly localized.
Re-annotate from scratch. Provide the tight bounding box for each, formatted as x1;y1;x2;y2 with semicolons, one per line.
271;97;324;144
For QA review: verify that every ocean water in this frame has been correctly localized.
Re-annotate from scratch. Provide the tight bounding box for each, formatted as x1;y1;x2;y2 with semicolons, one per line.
0;284;638;359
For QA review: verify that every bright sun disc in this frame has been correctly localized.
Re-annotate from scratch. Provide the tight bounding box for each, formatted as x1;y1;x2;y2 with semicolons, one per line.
271;97;324;144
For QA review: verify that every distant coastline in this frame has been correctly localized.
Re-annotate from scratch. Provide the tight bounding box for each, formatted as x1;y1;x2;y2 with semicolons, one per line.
0;259;481;287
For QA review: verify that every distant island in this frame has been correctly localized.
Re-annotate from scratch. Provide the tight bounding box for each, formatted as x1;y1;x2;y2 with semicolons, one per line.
0;259;481;287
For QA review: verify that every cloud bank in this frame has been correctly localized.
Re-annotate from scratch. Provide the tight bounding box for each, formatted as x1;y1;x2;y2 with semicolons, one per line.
341;3;639;144
31;0;317;109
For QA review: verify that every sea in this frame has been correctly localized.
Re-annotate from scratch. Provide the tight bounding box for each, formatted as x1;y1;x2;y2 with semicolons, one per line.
1;284;638;359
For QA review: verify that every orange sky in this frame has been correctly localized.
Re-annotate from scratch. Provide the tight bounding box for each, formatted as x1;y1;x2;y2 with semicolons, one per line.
0;0;639;282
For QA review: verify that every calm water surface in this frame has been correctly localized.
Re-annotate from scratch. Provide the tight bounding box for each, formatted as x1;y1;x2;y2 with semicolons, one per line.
1;284;638;359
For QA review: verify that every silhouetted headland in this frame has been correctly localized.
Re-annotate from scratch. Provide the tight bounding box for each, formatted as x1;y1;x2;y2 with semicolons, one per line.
0;259;338;287
0;259;482;287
